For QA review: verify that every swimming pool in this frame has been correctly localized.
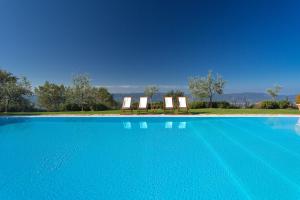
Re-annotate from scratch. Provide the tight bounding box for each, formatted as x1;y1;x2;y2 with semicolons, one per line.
1;117;300;199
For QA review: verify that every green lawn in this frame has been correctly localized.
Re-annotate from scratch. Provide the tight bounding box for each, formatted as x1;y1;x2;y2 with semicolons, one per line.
1;108;299;115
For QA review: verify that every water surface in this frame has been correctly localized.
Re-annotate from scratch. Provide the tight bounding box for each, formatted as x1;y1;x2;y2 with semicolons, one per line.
1;117;300;200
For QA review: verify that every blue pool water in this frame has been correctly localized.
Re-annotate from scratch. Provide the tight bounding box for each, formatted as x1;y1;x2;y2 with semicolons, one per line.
1;117;300;199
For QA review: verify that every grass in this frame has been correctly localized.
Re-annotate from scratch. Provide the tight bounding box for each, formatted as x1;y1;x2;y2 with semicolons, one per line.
0;108;299;116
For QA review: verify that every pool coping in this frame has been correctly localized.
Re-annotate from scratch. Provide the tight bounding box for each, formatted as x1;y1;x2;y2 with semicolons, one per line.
1;114;300;118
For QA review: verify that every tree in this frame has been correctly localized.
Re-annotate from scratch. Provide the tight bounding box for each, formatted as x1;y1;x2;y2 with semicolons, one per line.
267;85;282;101
70;74;92;111
0;70;32;112
94;87;115;107
86;87;116;110
65;75;116;111
144;85;159;109
35;81;66;111
188;71;225;108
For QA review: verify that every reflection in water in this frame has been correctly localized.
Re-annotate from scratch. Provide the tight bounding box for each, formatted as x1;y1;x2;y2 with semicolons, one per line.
123;122;132;129
265;117;298;130
165;121;173;129
178;122;187;129
139;121;148;129
0;117;28;127
295;118;300;135
122;120;188;129
297;118;300;126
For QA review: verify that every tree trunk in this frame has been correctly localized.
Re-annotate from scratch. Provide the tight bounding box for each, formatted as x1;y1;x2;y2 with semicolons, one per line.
209;95;213;108
4;99;8;113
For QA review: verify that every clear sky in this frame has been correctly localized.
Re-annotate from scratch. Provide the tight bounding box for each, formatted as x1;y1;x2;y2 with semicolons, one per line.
1;0;300;93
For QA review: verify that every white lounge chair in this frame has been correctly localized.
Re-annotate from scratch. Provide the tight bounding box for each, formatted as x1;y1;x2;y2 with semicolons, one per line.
178;97;189;113
138;97;148;113
164;97;174;112
121;97;132;113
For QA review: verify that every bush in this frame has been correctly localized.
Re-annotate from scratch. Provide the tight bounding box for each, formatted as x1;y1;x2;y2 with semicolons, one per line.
131;102;139;110
189;101;233;109
212;101;232;108
257;100;293;109
296;95;300;104
131;102;154;110
189;101;207;109
259;101;280;109
151;102;163;109
64;103;84;111
278;100;290;109
93;103;109;111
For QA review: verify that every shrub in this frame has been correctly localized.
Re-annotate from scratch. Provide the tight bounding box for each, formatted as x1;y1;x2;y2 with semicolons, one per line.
64;103;82;111
259;101;279;109
213;101;232;108
131;102;152;110
131;102;139;110
93;103;109;111
189;101;233;109
189;101;207;109
152;102;163;109
296;95;300;104
278;100;290;109
258;100;293;109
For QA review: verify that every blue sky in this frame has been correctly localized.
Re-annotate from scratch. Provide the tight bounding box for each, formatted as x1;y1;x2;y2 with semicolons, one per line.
1;0;300;94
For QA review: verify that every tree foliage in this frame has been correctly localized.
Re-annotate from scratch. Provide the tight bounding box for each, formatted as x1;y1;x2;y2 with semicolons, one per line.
144;85;159;108
189;71;225;107
144;86;159;98
0;70;32;112
0;70;33;112
266;85;282;101
33;74;116;112
35;81;66;111
69;74;92;111
165;89;184;98
86;87;116;111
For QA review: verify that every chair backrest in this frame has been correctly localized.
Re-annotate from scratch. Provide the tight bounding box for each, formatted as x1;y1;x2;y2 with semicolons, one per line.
178;97;187;108
122;97;132;109
164;97;173;108
139;97;148;109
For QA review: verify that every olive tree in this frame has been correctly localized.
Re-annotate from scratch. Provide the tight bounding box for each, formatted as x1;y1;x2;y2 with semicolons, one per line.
188;71;225;108
70;74;92;111
86;87;116;110
144;85;159;109
267;85;282;101
35;81;66;111
66;74;115;111
0;70;32;112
